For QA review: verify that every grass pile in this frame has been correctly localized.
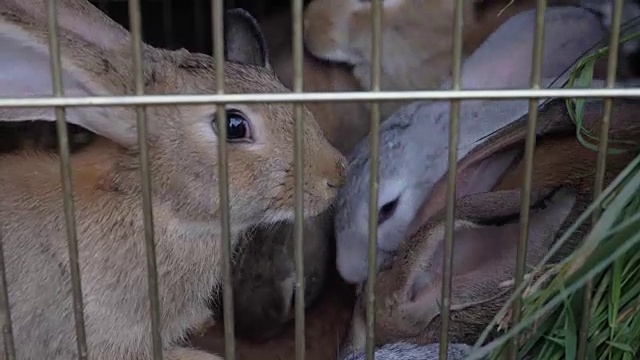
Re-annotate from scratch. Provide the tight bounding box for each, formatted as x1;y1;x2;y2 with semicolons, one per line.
463;17;640;360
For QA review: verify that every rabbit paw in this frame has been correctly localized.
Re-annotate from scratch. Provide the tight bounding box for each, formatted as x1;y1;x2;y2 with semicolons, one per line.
166;348;224;360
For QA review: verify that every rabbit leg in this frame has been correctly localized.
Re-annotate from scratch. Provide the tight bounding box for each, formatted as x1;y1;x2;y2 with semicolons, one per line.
166;348;225;360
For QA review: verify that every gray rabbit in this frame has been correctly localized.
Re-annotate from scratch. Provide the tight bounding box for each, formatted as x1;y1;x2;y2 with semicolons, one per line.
333;5;609;285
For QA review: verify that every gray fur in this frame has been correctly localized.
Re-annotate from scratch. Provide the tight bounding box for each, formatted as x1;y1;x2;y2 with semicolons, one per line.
334;5;608;284
340;342;473;360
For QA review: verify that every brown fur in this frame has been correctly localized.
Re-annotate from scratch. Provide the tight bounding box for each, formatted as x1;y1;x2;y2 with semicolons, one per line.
0;1;347;359
302;0;579;118
368;187;575;347
343;97;640;350
262;8;372;155
210;8;372;344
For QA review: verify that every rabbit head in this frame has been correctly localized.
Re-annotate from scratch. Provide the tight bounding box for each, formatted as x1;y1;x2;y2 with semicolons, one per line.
347;187;577;349
0;0;347;358
0;0;347;227
333;5;606;285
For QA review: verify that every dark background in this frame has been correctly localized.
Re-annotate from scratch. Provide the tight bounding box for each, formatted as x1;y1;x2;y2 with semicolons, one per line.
88;0;308;54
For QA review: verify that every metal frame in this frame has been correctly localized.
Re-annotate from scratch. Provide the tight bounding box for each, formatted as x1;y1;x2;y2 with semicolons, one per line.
0;0;633;359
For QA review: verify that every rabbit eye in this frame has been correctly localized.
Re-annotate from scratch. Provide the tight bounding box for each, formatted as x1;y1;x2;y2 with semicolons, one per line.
212;109;252;142
378;197;399;225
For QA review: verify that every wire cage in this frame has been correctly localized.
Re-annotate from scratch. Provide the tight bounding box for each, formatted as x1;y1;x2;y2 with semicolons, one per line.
86;0;295;53
1;0;640;360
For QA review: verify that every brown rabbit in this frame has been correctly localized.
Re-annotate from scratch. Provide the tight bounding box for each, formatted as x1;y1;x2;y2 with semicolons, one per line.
209;8;371;343
302;0;579;118
0;1;347;359
343;95;640;350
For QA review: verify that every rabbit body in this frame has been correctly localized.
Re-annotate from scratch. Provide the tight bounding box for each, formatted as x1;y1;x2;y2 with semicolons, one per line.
302;0;579;118
0;0;347;359
213;8;372;343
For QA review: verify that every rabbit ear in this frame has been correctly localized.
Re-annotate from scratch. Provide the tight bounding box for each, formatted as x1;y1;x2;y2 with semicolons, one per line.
5;0;131;52
406;95;587;236
0;7;137;146
224;8;270;68
406;140;524;236
405;7;606;234
451;6;605;90
399;187;576;328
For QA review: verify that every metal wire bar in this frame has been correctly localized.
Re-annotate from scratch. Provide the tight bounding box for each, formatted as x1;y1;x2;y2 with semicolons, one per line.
291;0;306;358
0;229;14;360
162;0;174;48
438;0;464;358
508;1;547;358
365;0;382;359
3;88;640;108
577;0;625;358
212;1;235;359
127;0;163;358
46;1;90;358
